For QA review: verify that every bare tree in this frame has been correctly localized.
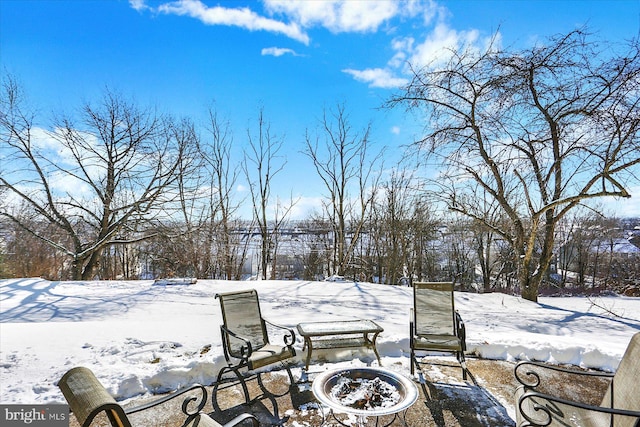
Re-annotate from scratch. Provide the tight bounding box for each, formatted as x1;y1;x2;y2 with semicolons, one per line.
294;216;332;280
371;167;417;284
242;108;295;280
406;195;440;282
556;207;602;289
0;212;66;279
389;30;640;302
0;80;195;280
443;215;476;286
268;195;299;279
157;117;206;278
466;189;505;292
201;108;247;279
304;103;384;277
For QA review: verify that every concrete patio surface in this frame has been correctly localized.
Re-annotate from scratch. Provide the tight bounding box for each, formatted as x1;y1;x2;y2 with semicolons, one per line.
69;357;610;427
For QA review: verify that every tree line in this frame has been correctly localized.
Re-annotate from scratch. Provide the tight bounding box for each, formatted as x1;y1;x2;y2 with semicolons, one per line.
2;203;638;295
2;29;639;302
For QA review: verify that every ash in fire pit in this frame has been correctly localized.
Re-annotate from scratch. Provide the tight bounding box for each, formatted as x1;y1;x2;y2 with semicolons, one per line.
331;375;400;410
312;367;418;419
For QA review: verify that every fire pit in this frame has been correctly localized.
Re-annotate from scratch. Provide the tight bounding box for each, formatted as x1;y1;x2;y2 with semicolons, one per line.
312;367;418;426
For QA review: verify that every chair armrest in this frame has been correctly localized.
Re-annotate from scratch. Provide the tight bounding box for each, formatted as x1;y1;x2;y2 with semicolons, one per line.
220;324;254;360
224;413;259;427
125;384;207;419
518;390;640;426
58;367;130;427
409;308;415;331
515;360;614;389
264;318;296;347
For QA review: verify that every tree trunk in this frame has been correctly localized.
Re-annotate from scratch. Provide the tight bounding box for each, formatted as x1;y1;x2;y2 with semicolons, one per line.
519;268;540;302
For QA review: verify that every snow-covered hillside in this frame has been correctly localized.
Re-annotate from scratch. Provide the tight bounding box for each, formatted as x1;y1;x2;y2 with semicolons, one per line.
2;278;639;407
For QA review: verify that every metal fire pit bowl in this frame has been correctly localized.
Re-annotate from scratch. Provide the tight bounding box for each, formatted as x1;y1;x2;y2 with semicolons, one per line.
312;367;418;419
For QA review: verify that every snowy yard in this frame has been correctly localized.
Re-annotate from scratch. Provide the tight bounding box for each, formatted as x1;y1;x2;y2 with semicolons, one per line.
1;278;639;422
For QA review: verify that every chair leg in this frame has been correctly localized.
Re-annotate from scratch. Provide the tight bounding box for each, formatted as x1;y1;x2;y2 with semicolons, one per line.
213;365;251;408
255;371;266;393
410;349;416;375
412;350;469;381
284;363;296;386
461;363;469;381
457;351;468;381
256;362;296;398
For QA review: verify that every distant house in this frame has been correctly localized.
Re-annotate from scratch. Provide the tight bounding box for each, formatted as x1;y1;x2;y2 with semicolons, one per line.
556;226;640;285
591;237;640;257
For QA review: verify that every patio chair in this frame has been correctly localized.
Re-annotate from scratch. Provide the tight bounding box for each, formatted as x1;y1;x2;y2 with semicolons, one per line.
409;281;468;380
214;289;296;405
514;332;640;427
58;366;258;427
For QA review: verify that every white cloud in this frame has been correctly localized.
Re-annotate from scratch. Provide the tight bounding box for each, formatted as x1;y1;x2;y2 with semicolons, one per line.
30;127;94;169
30;127;63;151
386;17;500;77
142;0;310;44
261;47;299;57
420;0;448;26
342;68;408;89
134;0;438;41
388;37;414;68
409;22;480;68
264;0;403;33
391;126;401;135
128;0;148;12
286;196;324;220
50;170;91;195
336;3;496;89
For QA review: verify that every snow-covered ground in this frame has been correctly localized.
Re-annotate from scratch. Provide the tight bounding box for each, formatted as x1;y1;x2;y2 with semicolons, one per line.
1;278;639;413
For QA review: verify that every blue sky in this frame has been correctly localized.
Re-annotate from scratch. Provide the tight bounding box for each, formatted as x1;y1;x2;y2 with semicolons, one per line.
2;0;640;218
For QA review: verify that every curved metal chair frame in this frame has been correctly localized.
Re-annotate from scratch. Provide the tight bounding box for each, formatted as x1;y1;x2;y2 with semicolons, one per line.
513;332;640;427
214;289;296;406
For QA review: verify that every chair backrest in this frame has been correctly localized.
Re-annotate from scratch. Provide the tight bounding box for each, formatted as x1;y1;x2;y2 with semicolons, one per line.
413;282;456;337
216;289;268;358
599;332;640;427
58;367;131;427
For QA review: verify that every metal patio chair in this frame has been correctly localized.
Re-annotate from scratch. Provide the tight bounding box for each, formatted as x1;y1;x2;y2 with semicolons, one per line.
214;289;296;405
514;332;640;427
409;281;469;380
58;366;258;427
